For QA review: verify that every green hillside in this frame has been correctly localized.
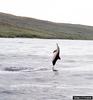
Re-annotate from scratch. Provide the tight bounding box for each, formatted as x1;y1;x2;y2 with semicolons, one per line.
0;12;93;39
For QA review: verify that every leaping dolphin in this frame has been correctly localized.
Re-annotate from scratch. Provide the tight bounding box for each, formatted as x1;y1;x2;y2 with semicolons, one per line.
52;43;61;71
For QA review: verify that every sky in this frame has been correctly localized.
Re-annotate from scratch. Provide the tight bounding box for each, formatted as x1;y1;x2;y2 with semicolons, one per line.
0;0;93;26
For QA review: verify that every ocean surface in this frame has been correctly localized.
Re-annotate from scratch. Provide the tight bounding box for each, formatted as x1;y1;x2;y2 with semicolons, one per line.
0;38;93;100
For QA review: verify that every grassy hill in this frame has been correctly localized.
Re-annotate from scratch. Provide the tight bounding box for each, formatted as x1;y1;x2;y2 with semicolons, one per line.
0;12;93;39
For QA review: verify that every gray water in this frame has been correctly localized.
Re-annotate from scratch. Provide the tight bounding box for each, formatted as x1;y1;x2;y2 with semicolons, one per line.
0;38;93;100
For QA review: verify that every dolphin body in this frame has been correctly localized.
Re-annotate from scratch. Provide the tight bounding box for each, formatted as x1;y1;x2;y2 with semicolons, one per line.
52;43;61;71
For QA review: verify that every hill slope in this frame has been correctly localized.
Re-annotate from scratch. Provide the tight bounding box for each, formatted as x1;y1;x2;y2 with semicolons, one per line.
0;12;93;39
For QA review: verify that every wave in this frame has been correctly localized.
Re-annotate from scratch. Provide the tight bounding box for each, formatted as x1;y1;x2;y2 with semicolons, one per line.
3;66;33;72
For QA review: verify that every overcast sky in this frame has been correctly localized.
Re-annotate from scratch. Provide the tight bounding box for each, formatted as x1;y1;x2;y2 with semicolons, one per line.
0;0;93;26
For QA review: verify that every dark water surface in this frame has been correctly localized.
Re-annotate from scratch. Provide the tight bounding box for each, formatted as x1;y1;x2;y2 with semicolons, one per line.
0;38;93;100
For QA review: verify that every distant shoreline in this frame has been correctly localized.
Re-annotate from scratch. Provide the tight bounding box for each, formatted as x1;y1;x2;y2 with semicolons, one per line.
0;12;93;40
0;37;93;40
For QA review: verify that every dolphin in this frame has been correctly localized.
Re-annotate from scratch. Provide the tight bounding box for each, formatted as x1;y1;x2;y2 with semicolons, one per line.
52;43;61;71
